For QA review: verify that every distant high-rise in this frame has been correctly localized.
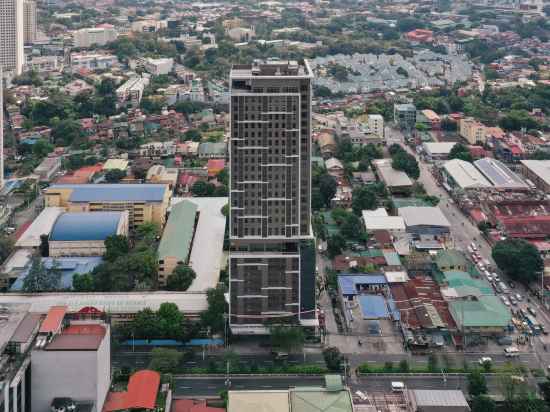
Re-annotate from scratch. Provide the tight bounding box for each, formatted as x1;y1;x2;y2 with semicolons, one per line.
0;0;25;75
23;0;36;44
229;60;316;334
0;69;4;190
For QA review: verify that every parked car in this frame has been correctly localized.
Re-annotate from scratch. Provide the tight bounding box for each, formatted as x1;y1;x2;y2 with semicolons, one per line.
479;357;492;365
528;307;537;317
504;346;520;357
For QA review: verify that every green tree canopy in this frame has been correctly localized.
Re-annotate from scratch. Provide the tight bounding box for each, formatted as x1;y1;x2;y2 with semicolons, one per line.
323;347;343;372
492;239;543;284
319;174;337;207
200;284;227;334
104;169;127;183
104;235;130;262
448;143;473;162
468;370;488;396
22;256;62;292
149;348;183;373
352;186;377;215
166;265;196;291
392;150;420;179
269;325;304;353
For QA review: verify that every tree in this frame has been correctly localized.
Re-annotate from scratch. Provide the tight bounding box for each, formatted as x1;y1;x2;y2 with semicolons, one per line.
22;256;61;292
427;353;439;373
191;181;215;197
132;308;161;339
340;213;364;241
492;239;543;284
166;265;196;291
323;347;343;372
104;235;130;262
471;395;495;412
398;359;410;373
327;234;346;258
529;150;550;160
149;348;183;373
200;285;227;334
319;174;337;207
32;139;54;158
104;169;127;183
270;325;304;353
72;273;95;291
183;129;202;142
51;118;84;146
449;143;473;162
352;186;377;215
392;150;420;179
157;302;185;340
468;370;488;396
0;235;14;264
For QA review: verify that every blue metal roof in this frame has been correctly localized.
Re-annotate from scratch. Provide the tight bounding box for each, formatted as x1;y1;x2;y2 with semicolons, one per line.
10;257;103;290
50;212;123;241
338;274;387;296
358;295;389;319
49;184;168;202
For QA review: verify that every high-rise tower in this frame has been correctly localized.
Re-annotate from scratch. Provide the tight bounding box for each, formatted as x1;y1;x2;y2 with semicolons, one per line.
228;60;316;334
23;0;36;44
0;0;25;75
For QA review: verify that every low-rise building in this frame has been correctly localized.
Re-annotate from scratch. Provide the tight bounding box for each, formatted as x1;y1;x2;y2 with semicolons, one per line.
34;156;61;182
422;142;456;161
459;117;487;145
474;157;529;191
48;211;129;257
70;53;118;71
198;142;226;159
73;26;118;48
441;159;492;190
520;159;550;192
398;206;451;244
44;184;171;228
116;76;148;108
367;114;384;139
143;57;174;75
372;158;413;193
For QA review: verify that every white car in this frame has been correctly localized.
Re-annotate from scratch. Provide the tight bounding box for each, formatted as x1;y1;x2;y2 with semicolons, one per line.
471;242;478;251
479;357;492;365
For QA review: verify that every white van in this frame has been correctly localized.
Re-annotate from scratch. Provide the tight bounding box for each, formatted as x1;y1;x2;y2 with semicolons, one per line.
504;346;520;357
391;381;405;392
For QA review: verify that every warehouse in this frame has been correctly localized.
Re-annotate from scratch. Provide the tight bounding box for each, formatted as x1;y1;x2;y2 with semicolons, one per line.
398;206;451;243
44;184;171;228
372;159;413;193
410;389;470;412
520;159;550;193
442;159;491;190
422;142;456;161
49;211;129;257
15;207;65;249
474;158;529;191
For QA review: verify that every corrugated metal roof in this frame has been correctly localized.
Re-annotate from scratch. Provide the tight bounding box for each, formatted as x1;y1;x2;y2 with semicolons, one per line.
474;157;528;189
412;389;469;407
15;207;65;248
39;305;67;334
398;206;450;228
228;391;290;412
443;159;491;189
50;212;124;241
49;184;168;202
290;388;353;412
158;200;198;262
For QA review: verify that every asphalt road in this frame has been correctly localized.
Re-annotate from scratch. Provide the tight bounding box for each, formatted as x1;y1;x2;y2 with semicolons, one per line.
174;376;326;396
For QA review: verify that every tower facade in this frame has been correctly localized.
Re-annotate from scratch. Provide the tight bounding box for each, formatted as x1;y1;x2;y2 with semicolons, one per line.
0;0;24;75
228;60;316;334
23;0;36;44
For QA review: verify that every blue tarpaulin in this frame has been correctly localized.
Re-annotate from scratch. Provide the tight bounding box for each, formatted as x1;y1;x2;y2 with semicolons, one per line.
338;274;387;296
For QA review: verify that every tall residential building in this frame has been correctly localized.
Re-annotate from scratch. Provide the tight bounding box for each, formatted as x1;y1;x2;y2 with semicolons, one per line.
229;60;316;334
1;71;4;190
22;0;36;44
73;26;117;48
0;0;24;75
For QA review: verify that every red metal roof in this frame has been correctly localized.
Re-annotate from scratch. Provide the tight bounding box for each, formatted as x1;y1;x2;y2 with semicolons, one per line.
171;400;225;412
103;370;160;412
39;306;67;334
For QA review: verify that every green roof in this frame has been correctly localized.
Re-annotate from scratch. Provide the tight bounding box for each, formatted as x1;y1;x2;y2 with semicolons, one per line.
435;250;468;270
158;200;198;261
290;387;353;412
383;250;401;266
443;270;494;296
391;197;432;208
449;296;511;328
353;249;384;258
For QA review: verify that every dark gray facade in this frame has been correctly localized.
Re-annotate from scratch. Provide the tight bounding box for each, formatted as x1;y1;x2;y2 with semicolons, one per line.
228;60;315;334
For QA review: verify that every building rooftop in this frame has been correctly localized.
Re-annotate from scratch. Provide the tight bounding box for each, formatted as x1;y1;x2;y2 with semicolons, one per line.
16;207;65;248
474;157;528;190
103;370;160;412
230;60;313;79
423;142;456;156
520;160;550;187
49;184;169;203
103;159;129;171
398;206;450;228
449;295;511;328
39;305;67;334
10;313;41;343
434;250;468;270
412;390;469;408
228;390;290;412
50;212;125;241
172;197;227;292
46;324;106;351
290;386;353;412
158;200;198;263
443;159;492;189
372;159;413;188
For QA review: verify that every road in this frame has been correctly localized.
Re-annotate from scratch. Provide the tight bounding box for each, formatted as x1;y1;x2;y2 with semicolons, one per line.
174;376;326;396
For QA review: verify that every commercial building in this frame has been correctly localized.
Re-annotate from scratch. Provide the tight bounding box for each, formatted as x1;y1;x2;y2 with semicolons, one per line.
417;109;441;130
44;184;171;228
73;26;117;48
70;53;118;71
228;376;353;412
474;157;529;191
33;155;61;182
48;211;129;257
441;159;492;190
143;57;173;75
116;76;148;108
362;208;406;235
372;158;413;193
367;114;384;139
31;306;111;412
410;390;470;412
23;0;36;44
520;159;550;192
393;103;416;131
0;0;24;75
398;206;451;243
229;60;316;334
459;117;486;145
158;200;198;284
422;142;456;161
15;206;65;249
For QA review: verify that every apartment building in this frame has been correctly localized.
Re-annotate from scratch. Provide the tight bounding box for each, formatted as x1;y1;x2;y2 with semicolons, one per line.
0;0;24;75
116;76;148;108
459;117;487;145
23;0;36;44
70;53;118;71
73;27;117;48
44;183;171;228
229;60;316;334
367;114;384;139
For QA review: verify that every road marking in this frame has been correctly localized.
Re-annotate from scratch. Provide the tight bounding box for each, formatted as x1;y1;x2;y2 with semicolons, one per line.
261;385;273;388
